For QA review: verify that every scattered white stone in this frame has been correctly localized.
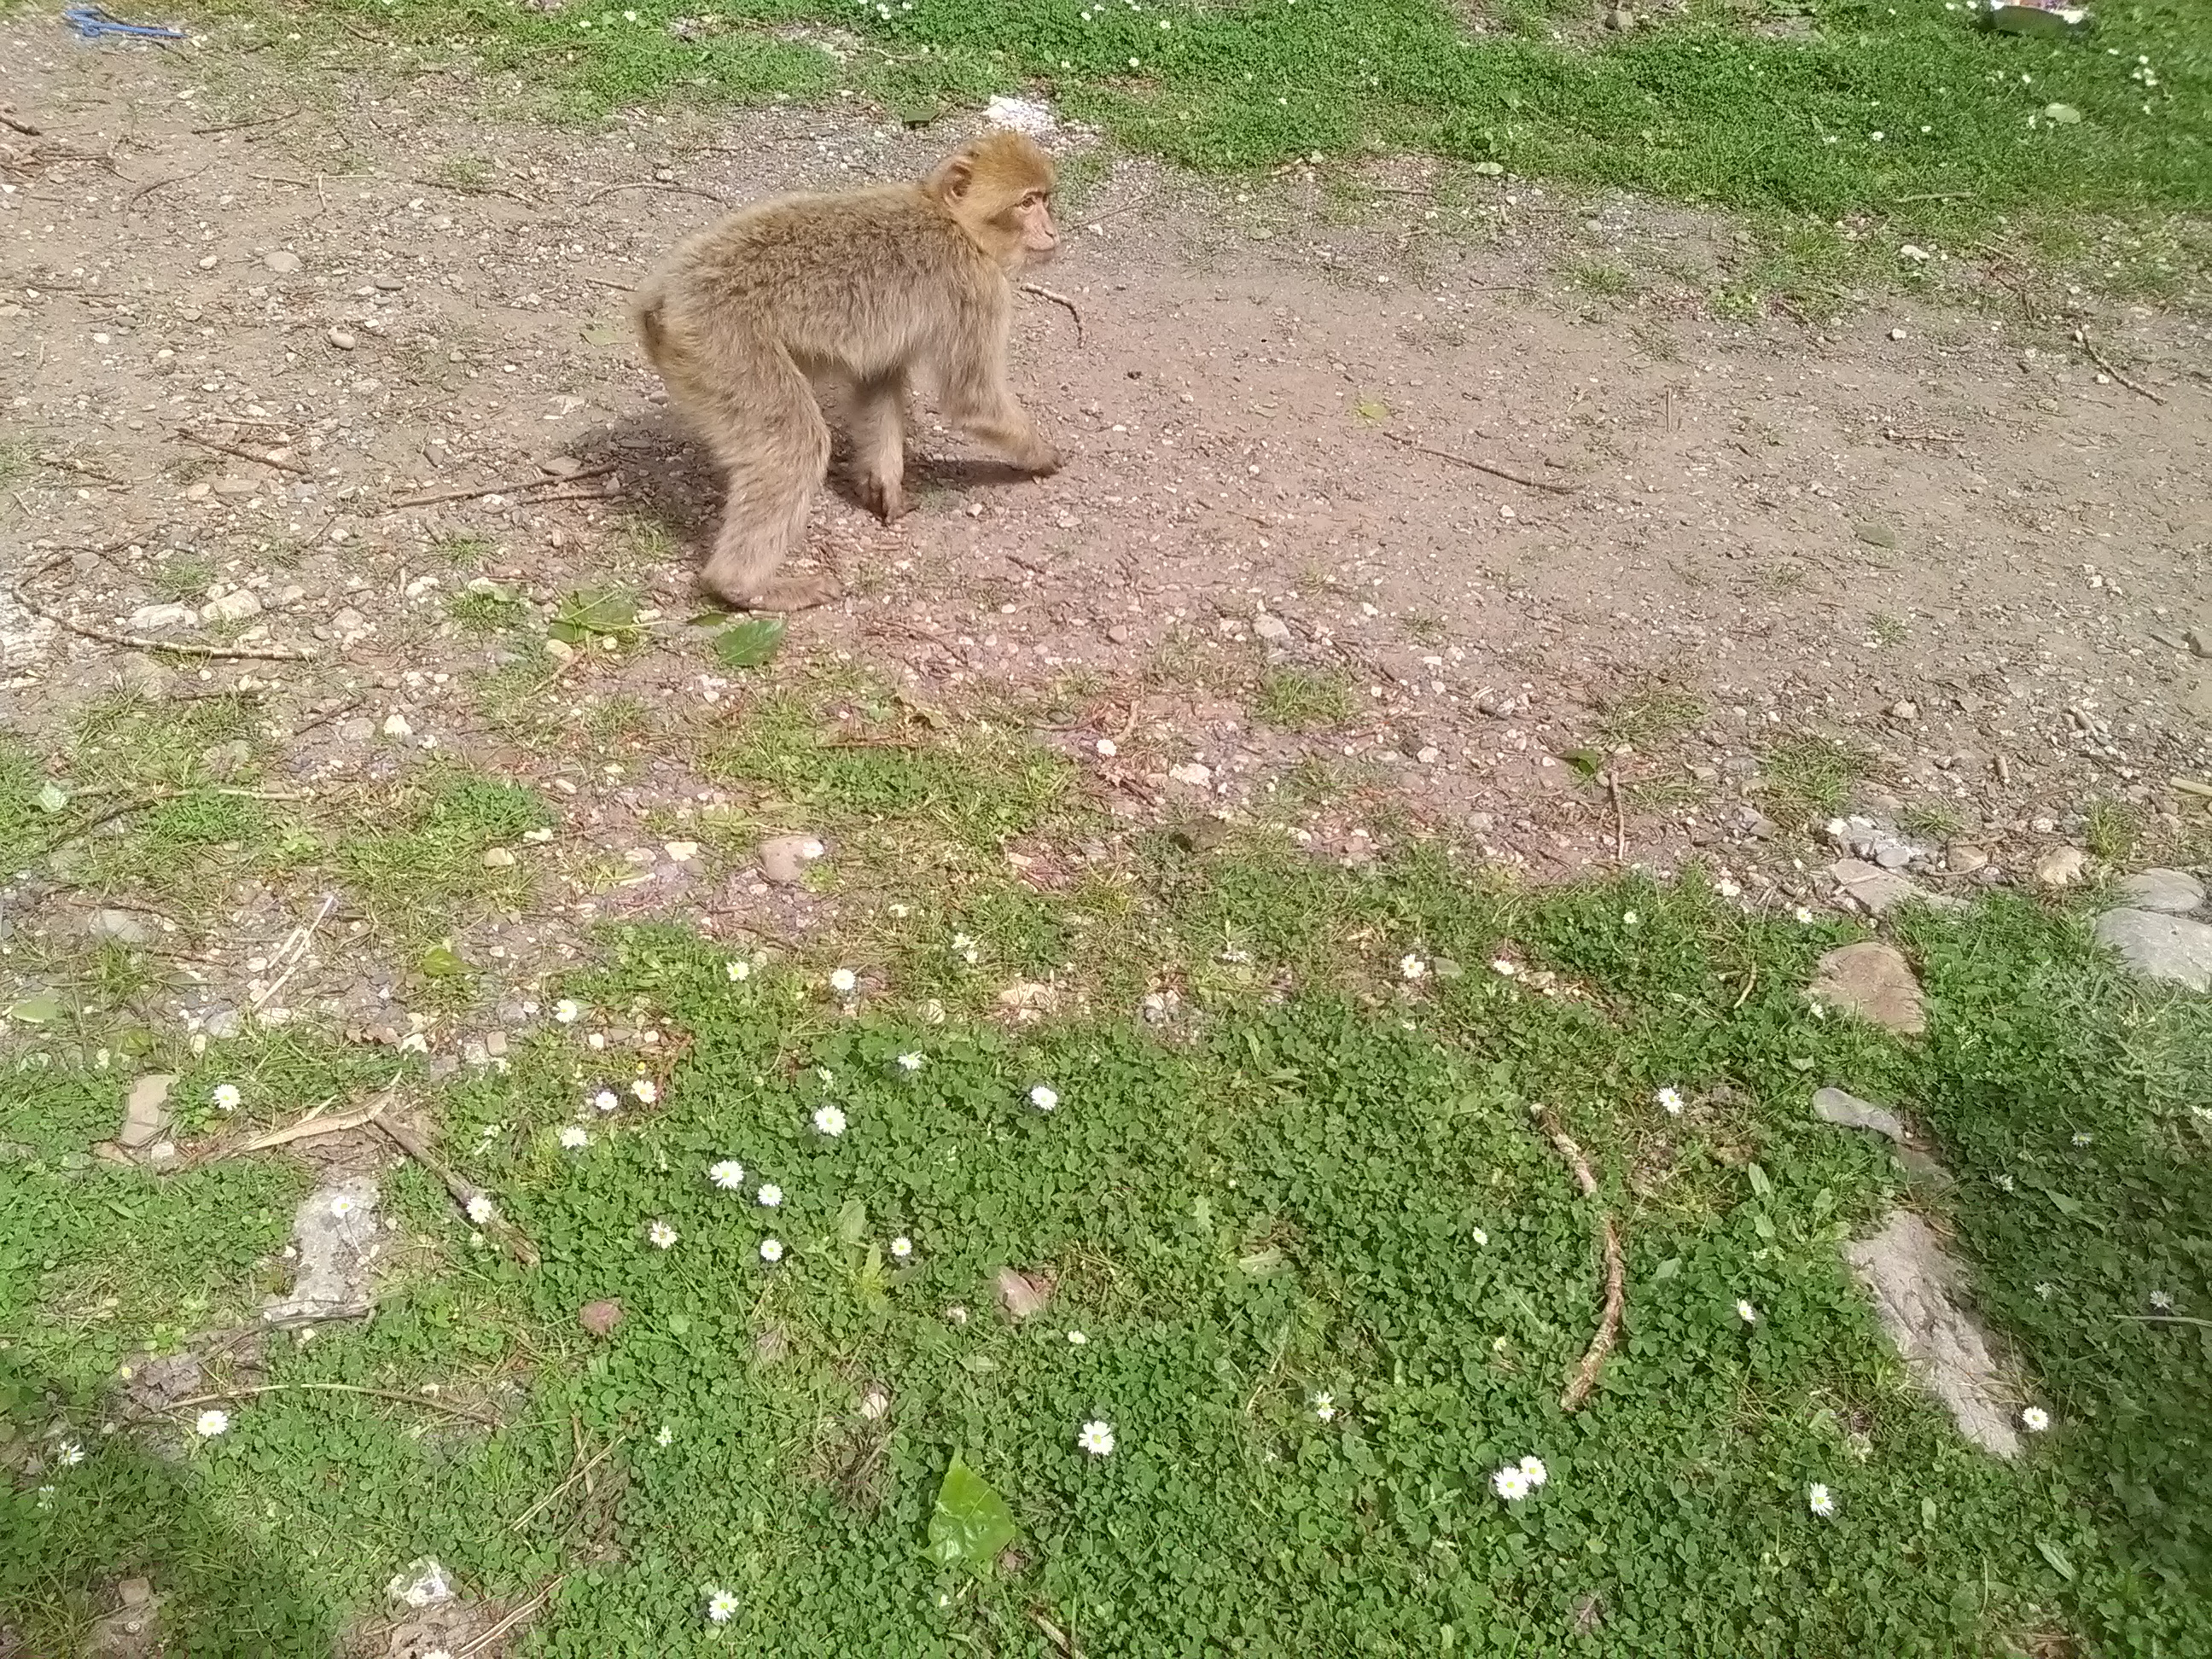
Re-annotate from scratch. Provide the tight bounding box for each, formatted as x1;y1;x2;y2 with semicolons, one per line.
385;1558;455;1610
1847;1211;2020;1459
2034;847;2090;888
758;834;824;886
481;847;517;869
200;589;263;624
1812;1086;1907;1143
264;249;302;274
662;841;700;864
126;602;198;631
2093;909;2212;992
983;94;1057;136
264;1176;381;1327
1167;761;1213;787
2115;868;2204;914
381;713;414;739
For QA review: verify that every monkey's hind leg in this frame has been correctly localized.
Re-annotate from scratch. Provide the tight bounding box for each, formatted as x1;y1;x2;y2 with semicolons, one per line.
696;346;839;612
844;370;911;523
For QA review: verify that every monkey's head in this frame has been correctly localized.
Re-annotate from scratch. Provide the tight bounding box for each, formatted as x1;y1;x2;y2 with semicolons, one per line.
928;131;1059;272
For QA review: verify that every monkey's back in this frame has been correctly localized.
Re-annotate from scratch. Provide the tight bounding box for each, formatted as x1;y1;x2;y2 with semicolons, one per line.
640;184;1004;380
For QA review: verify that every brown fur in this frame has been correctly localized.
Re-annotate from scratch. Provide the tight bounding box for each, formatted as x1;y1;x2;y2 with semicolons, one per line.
632;131;1062;610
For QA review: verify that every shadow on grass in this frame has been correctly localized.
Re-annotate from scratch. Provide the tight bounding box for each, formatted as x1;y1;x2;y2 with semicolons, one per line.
0;1352;329;1658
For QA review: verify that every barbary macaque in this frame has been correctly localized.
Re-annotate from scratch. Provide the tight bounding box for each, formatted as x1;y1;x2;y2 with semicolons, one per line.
632;131;1064;610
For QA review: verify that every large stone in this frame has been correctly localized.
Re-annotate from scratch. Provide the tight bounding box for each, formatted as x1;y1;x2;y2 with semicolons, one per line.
1812;1086;1906;1143
758;833;827;887
262;1177;382;1326
1825;858;1921;917
1809;942;1926;1034
2093;908;2212;992
1846;1210;2019;1459
2115;868;2204;915
2034;846;2089;888
118;1074;176;1150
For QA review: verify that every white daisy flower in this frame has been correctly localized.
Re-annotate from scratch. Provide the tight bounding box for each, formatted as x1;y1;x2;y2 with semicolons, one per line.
1518;1455;1548;1487
554;998;582;1022
2021;1406;2051;1433
1029;1084;1058;1112
1077;1418;1115;1456
1807;1482;1837;1517
655;1424;673;1447
952;932;979;964
2034;1282;2055;1300
828;968;858;995
890;1236;913;1259
1492;1464;1532;1502
1068;1330;1087;1346
2149;1290;2174;1311
212;1084;242;1112
1313;1391;1336;1422
760;1237;784;1263
757;1183;783;1208
1490;958;1518;977
1793;906;1815;924
709;1159;745;1190
1471;1226;1488;1246
329;1193;358;1220
647;1220;678;1249
559;1126;590;1150
1622;911;1639;927
194;1409;230;1438
725;960;750;981
465;1193;496;1225
592;1089;620;1114
1656;1086;1685;1116
813;1104;847;1137
1737;1300;1758;1324
56;1440;85;1466
706;1586;738;1624
1400;954;1427;980
2070;1132;2092;1147
896;1051;926;1072
632;1080;658;1105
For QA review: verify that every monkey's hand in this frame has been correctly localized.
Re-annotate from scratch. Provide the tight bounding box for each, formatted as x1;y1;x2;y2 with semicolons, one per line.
1018;439;1062;477
854;475;912;523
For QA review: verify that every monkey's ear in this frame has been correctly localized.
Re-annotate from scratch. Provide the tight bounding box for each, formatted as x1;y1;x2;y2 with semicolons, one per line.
928;151;976;204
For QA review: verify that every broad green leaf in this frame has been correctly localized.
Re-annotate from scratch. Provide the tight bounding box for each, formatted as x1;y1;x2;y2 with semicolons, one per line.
714;616;788;670
1746;1162;1773;1198
36;782;68;813
924;1456;1019;1571
2035;1538;2075;1580
836;1196;868;1246
419;943;466;980
6;992;63;1024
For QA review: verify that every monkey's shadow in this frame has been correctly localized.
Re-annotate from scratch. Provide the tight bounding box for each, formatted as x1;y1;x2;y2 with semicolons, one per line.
569;410;1044;561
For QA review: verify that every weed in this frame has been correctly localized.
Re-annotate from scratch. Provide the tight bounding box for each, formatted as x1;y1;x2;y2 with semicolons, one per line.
2081;797;2140;864
1598;684;1705;753
1761;734;1873;825
1566;256;1633;297
1869;612;1911;648
427;532;498;568
150;556;213;603
1252;667;1353;731
445;588;528;634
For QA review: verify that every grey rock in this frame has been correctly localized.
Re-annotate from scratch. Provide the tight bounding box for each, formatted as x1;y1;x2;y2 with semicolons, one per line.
2115;868;2203;914
1253;614;1293;644
200;589;263;625
264;249;302;274
119;1073;176;1150
1809;941;1925;1034
1946;844;1990;875
1825;858;1922;917
126;602;198;632
88;907;154;947
386;1557;455;1610
758;833;826;887
113;657;173;699
2189;623;2211;659
2093;908;2212;992
202;1006;242;1039
2034;846;2090;888
335;716;377;742
1846;1210;2020;1459
264;1176;382;1326
1813;1086;1906;1143
329;607;370;640
199;739;251;779
994;1266;1054;1321
1825;814;1930;873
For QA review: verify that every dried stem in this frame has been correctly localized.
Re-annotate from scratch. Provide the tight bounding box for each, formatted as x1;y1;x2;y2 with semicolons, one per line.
1535;1107;1626;1412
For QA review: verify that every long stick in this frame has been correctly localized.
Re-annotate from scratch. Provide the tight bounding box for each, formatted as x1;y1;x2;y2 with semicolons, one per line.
509;1433;629;1531
166;1381;499;1426
1380;428;1576;495
375;1115;540;1267
1536;1108;1626;1412
386;462;616;510
174;428;311;475
1020;282;1086;346
9;552;320;662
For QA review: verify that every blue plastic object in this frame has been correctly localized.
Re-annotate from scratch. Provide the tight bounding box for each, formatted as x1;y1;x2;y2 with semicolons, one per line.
63;6;186;43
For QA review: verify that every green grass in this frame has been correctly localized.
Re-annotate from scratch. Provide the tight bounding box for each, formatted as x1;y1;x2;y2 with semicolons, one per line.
3;854;2208;1655
200;0;2210;269
1761;733;1875;828
1251;667;1354;731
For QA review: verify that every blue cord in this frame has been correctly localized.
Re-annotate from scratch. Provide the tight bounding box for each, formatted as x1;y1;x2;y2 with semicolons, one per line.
63;6;186;42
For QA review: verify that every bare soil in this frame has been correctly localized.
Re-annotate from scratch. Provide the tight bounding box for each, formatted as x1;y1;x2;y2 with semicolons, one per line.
4;21;2209;1033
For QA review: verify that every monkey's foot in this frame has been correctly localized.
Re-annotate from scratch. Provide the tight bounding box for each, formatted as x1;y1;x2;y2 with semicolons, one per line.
712;570;841;613
853;476;911;523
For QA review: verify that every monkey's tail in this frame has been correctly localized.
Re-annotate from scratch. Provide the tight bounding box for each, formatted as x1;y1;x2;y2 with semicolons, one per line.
632;282;674;375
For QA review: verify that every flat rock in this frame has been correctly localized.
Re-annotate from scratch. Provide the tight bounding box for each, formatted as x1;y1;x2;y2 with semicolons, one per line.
1845;1210;2019;1459
264;249;302;274
2115;868;2204;914
1809;941;1926;1034
994;1266;1054;1321
263;1176;382;1327
87;907;154;947
2034;846;2089;888
126;602;198;632
1825;858;1921;917
1812;1086;1906;1143
200;589;263;624
2093;908;2212;992
118;1073;175;1150
757;833;825;886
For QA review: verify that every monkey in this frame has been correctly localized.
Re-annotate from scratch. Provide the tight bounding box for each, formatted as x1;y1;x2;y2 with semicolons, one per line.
632;131;1064;612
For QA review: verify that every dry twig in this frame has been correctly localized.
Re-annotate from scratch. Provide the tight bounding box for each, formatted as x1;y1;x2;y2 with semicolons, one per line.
385;462;616;510
174;427;310;475
189;105;300;137
509;1433;630;1532
1379;428;1576;495
2071;326;2166;405
375;1116;541;1267
1606;771;1627;864
9;551;318;662
1536;1107;1625;1412
454;1575;568;1657
579;179;730;208
166;1382;499;1426
1020;282;1086;346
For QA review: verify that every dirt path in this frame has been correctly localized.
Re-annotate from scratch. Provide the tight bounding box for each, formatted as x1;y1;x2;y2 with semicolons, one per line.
4;23;2209;1032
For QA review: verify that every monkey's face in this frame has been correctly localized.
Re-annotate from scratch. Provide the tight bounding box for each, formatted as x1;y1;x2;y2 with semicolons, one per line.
932;133;1061;272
